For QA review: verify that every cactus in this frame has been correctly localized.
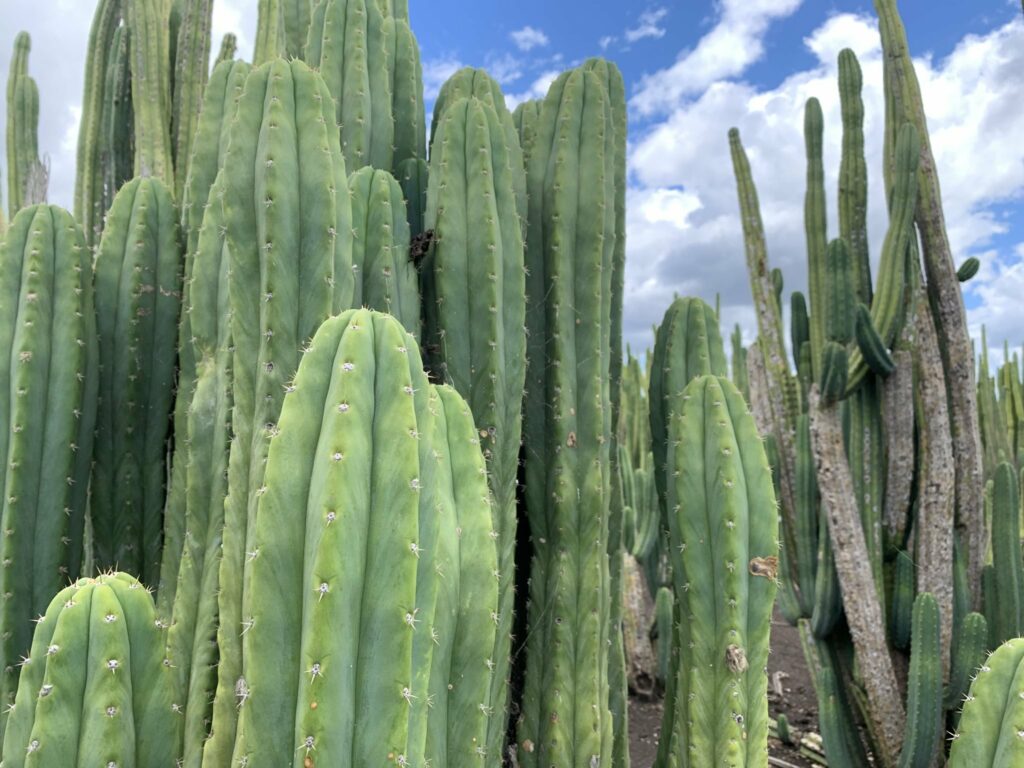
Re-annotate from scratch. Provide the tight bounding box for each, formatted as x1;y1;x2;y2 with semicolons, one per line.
91;177;182;585
898;593;942;768
519;64;617;766
306;0;395;171
170;0;214;201
282;0;313;58
7;32;45;218
949;638;1024;766
126;0;174;188
649;297;728;510
99;24;135;219
658;374;778;766
0;573;181;768
384;17;426;170
75;0;128;245
731;324;750;400
349;166;420;336
804;98;828;380
423;92;526;756
201;58;355;765
228;309;498;767
0;205;98;720
986;462;1023;644
215;32;238;64
431;68;527;233
654;586;674;691
957;258;980;282
253;0;286;64
397;156;428;240
157;58;250;618
890;550;915;650
944;611;988;713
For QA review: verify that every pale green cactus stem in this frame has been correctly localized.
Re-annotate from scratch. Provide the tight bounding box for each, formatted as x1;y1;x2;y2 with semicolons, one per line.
0;573;182;768
949;638;1024;766
126;0;174;188
0;205;98;725
6;32;45;218
384;16;426;171
91;177;182;585
170;0;214;201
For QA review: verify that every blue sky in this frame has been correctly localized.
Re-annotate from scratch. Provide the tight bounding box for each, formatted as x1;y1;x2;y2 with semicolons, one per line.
3;0;1023;356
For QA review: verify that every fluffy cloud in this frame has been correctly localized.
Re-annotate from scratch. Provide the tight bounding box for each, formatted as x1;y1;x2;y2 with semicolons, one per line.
510;26;549;52
631;0;802;117
625;8;669;44
623;10;1024;355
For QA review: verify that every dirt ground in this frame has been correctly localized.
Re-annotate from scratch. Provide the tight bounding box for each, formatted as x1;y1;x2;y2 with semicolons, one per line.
627;610;820;767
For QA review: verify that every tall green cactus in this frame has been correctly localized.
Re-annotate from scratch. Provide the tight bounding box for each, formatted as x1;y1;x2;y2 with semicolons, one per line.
228;309;498;767
0;205;98;722
898;593;942;768
385;16;426;170
170;0;214;200
215;32;238;64
657;374;778;766
986;462;1023;644
349;166;420;336
306;0;395;171
91;177;182;585
949;637;1024;766
6;32;44;218
0;573;181;767
126;0;174;188
201;58;355;765
397;156;428;238
520;64;617;766
157;58;250;618
423;92;527;759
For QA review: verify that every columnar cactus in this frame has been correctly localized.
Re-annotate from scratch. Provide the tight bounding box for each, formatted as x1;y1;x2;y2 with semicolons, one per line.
126;0;174;188
99;24;135;221
0;205;98;721
898;593;942;768
202;58;354;765
949;638;1024;766
424;91;527;758
91;177;182;585
253;0;286;64
0;573;181;767
306;0;395;171
170;0;214;200
6;32;44;218
384;16;426;170
157;58;250;618
75;0;127;245
985;462;1023;644
520;64;618;766
656;374;778;767
348;166;420;336
215;32;238;64
397;156;428;238
228;309;498;767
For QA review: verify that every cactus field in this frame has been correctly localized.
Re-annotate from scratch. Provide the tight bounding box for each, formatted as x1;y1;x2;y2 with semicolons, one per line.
1;0;1024;766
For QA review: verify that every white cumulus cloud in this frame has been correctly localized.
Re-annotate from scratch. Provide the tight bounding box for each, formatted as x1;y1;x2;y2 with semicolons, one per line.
625;8;670;44
510;26;549;52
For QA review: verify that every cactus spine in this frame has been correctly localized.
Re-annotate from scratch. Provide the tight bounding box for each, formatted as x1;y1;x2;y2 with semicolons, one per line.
91;178;182;584
6;32;45;218
658;375;778;766
424;89;527;758
949;638;1024;766
520;65;617;766
0;573;181;767
229;310;498;767
348;166;420;336
0;205;98;720
306;0;395;171
201;59;355;765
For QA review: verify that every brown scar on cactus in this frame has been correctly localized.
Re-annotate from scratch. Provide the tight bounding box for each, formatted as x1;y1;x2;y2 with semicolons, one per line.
748;556;778;580
725;644;748;674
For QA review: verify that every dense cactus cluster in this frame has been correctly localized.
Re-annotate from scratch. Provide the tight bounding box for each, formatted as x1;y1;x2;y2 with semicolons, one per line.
0;0;1017;766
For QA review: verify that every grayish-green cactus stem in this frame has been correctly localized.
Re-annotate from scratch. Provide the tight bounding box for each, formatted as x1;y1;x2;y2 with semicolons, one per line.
228;310;498;767
949;637;1024;766
215;32;238;64
0;573;182;768
520;65;617;767
75;0;124;245
202;58;355;766
397;156;427;238
956;257;980;282
171;0;214;201
99;24;135;223
282;0;313;58
126;0;174;188
92;178;182;585
659;374;778;766
423;93;526;758
157;58;250;620
385;17;426;170
804;97;828;380
306;0;395;171
0;205;98;723
838;48;871;304
6;32;44;218
897;593;942;768
348;166;420;337
987;462;1023;644
944;611;987;713
253;0;286;64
